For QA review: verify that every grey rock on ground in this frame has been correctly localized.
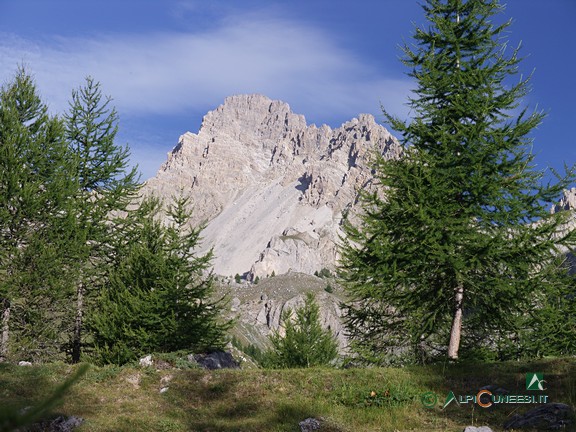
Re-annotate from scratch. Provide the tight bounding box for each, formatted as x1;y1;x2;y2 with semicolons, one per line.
23;415;84;432
299;417;322;432
193;351;240;370
503;403;575;430
464;427;493;432
139;354;153;367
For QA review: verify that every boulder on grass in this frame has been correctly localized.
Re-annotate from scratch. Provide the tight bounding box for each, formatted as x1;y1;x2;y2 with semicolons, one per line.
139;355;153;367
25;415;83;432
300;417;321;432
503;403;575;430
192;351;240;370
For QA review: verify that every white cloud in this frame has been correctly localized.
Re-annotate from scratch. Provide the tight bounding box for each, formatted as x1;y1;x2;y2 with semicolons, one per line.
0;14;412;125
0;13;414;180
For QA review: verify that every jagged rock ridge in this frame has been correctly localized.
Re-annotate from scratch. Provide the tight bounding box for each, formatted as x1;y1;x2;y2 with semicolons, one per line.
144;94;401;278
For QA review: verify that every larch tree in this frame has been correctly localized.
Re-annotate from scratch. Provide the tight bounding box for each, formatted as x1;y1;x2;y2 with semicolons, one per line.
89;196;232;365
339;0;576;364
0;69;78;361
265;292;338;368
64;77;140;363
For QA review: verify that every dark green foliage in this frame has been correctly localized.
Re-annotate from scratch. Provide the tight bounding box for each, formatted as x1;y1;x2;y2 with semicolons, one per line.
254;276;260;285
340;0;576;364
235;274;241;284
66;77;139;199
230;336;265;365
317;268;333;279
0;69;78;361
513;266;576;358
0;70;231;366
0;73;141;363
89;196;231;365
0;70;226;365
265;292;338;368
64;77;140;363
242;343;265;364
230;335;241;349
324;284;333;293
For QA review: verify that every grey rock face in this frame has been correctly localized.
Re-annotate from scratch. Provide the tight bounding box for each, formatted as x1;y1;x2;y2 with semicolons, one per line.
144;94;400;278
550;188;576;272
553;188;576;212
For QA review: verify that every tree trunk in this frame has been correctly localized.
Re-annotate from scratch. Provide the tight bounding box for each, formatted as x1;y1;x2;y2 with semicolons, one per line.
0;299;10;362
447;283;464;360
71;284;84;363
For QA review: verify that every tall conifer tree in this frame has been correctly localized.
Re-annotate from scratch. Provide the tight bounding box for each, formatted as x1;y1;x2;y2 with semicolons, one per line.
340;0;576;363
89;196;231;365
0;69;76;361
64;77;140;362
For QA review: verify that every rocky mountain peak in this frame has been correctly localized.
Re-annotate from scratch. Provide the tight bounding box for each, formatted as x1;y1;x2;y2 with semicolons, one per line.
144;94;401;278
202;94;308;144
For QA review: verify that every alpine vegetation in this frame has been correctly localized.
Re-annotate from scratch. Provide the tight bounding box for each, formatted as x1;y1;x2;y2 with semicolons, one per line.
339;0;576;365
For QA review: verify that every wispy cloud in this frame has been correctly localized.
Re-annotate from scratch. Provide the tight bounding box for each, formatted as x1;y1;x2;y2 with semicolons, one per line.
0;13;411;125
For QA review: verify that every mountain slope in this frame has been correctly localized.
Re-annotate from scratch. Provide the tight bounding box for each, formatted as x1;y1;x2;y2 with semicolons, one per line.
144;94;401;278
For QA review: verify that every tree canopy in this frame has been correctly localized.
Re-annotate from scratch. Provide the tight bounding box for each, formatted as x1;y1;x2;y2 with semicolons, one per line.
339;0;576;364
0;69;229;365
0;68;78;361
89;196;231;365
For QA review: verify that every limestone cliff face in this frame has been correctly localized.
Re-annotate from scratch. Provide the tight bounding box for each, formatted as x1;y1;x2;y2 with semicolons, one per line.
553;188;576;213
144;94;401;277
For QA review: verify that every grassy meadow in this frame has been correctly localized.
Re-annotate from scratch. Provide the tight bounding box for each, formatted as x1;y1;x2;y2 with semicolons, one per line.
0;357;574;431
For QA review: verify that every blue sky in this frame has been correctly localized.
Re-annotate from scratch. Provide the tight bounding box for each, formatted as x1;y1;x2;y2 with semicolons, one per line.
1;0;574;182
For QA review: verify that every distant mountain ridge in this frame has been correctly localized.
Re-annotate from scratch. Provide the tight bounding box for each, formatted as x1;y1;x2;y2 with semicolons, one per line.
143;94;401;278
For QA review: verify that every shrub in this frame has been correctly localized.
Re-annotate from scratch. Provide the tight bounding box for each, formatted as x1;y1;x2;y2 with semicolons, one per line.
264;292;338;368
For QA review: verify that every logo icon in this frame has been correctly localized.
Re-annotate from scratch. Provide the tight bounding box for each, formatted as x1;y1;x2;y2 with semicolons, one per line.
526;373;546;391
442;391;458;409
420;392;438;408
